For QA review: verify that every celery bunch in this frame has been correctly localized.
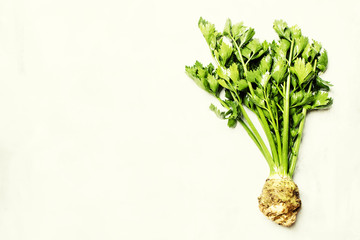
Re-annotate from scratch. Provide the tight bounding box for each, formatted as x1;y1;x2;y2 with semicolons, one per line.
185;18;332;226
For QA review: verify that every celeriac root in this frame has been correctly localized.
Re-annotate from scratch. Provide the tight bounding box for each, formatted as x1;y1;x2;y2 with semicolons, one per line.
258;175;301;227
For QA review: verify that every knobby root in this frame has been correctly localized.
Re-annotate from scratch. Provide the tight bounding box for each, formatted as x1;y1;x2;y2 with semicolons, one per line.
258;175;301;227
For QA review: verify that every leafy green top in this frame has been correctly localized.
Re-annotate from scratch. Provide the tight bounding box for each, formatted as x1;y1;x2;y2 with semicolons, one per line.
185;18;332;177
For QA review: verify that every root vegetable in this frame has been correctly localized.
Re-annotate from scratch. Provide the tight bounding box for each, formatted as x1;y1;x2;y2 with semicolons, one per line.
258;175;301;226
185;18;332;226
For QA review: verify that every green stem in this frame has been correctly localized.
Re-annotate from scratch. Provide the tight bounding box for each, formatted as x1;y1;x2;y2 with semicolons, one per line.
281;76;291;174
256;107;280;169
307;59;317;93
238;119;266;159
289;60;317;177
229;34;278;172
229;35;248;76
274;83;285;98
264;98;282;167
289;108;307;177
217;96;273;172
281;39;295;175
216;96;228;109
276;102;284;112
238;104;274;171
247;83;280;169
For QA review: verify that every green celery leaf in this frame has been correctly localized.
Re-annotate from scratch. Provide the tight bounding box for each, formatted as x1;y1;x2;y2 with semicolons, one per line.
291;74;298;89
197;67;207;79
248;93;265;108
262;40;270;51
290;58;314;85
209;104;226;119
229;63;240;82
243;94;254;110
213;49;220;62
223;18;232;36
260;72;271;88
198;17;218;50
240;39;263;61
218;41;233;65
217;79;231;89
315;76;332;91
290;128;298;138
290;25;302;38
271;59;287;83
227;118;237;128
273;20;291;40
240;28;255;46
239;48;251;60
292;92;313;107
246;39;263;54
271;85;278;95
185;62;221;95
225;89;233;100
234;79;248;91
231;22;246;39
254;87;264;98
293;36;309;58
227;100;239;118
302;43;315;62
290;91;304;106
206;62;215;73
216;66;231;89
246;40;269;61
259;54;273;74
292;112;304;127
207;74;219;94
312;40;322;54
248;67;270;88
272;39;291;60
247;69;261;83
289;108;298;116
311;91;333;109
185;62;209;92
216;67;229;81
317;50;328;72
252;49;267;60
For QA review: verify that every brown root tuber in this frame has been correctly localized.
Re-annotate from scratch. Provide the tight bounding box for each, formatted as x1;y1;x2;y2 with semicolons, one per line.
258;175;301;227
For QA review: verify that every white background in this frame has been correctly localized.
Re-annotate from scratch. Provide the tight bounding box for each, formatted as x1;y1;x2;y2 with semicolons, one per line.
1;0;360;239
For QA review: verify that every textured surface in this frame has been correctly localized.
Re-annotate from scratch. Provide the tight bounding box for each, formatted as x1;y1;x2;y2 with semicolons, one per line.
258;176;301;227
